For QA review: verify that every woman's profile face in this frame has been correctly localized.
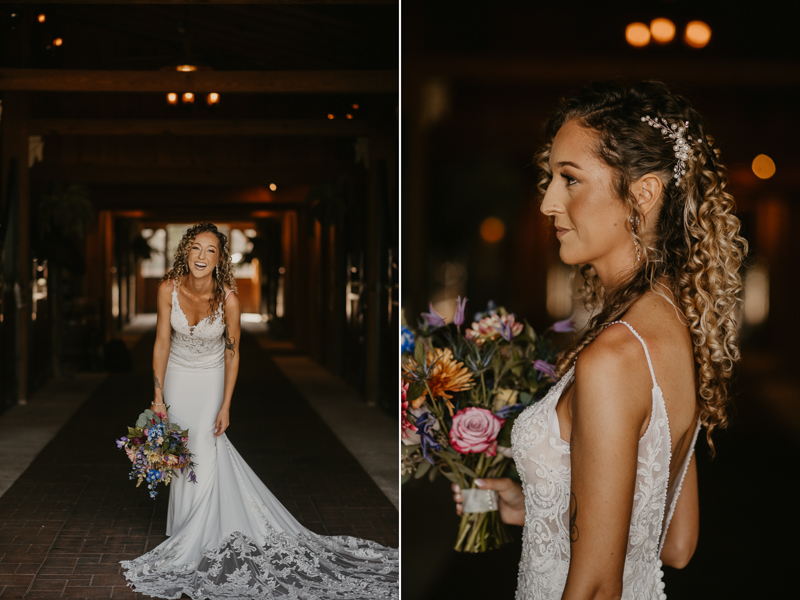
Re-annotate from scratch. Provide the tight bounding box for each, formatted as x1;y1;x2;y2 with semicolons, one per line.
187;231;221;278
540;119;633;274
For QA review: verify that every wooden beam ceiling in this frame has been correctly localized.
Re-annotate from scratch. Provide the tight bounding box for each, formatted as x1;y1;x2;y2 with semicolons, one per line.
36;164;349;185
28;119;370;136
0;69;398;93
29;1;395;4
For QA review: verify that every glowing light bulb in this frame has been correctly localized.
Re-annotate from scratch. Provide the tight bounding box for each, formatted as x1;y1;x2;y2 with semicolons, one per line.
207;92;219;106
167;93;178;105
327;114;335;120
37;14;45;23
176;64;198;72
53;38;63;47
479;217;506;243
685;21;711;48
752;154;776;179
625;23;651;47
269;183;277;191
351;103;359;110
346;114;353;119
182;92;194;104
650;18;675;44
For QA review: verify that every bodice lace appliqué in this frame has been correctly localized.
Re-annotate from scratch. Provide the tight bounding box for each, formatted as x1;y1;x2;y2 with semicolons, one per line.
168;283;229;370
511;321;701;600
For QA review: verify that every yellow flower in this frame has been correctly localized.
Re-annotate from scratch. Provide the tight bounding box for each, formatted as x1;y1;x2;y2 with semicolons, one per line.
406;348;474;415
492;388;519;413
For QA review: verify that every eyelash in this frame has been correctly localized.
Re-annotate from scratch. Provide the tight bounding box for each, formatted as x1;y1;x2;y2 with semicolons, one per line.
561;173;578;186
192;246;215;253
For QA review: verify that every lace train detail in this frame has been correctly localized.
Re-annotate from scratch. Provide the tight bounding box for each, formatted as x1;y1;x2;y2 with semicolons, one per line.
121;529;398;600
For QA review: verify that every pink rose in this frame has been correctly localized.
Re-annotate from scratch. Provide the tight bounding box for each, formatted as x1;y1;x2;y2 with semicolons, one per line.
449;407;505;456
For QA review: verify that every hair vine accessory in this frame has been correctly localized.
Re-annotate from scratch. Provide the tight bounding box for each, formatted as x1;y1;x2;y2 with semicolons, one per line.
640;115;692;184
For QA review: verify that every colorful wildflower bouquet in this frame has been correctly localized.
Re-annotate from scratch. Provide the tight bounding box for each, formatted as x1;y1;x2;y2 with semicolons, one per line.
402;299;571;553
116;408;197;499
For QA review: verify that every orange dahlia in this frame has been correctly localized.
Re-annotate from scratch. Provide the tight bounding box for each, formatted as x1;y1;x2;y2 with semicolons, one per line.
408;348;474;415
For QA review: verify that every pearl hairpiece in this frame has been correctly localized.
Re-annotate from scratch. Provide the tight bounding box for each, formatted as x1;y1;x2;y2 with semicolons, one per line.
640;115;692;185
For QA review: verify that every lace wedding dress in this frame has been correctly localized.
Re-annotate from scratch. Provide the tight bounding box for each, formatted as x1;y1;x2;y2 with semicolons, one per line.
121;282;399;599
511;321;700;600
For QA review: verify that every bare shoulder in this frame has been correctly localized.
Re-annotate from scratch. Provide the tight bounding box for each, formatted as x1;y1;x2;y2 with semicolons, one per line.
573;324;653;424
157;278;175;302
223;286;240;309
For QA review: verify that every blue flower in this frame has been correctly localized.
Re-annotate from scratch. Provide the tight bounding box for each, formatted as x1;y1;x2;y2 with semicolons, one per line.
401;326;415;353
415;412;442;464
494;404;525;419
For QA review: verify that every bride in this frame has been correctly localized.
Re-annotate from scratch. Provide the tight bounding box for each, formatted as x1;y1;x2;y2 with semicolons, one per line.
121;222;398;599
453;81;746;599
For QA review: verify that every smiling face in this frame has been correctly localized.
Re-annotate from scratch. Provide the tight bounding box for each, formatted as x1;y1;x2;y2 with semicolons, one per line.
187;231;221;278
540;119;636;282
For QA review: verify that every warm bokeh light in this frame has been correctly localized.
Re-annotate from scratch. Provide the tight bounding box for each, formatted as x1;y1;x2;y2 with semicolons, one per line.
685;21;711;48
37;14;45;23
53;38;63;47
351;103;359;110
625;22;650;47
182;92;194;104
207;92;220;106
650;18;675;44
176;64;198;72
479;217;506;243
752;154;776;179
269;183;277;191
327;114;335;120
166;93;178;105
346;114;353;119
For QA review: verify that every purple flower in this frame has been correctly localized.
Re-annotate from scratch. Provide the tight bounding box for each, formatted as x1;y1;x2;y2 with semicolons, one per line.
454;296;468;327
421;303;446;328
116;437;128;449
533;359;557;380
552;318;575;333
415;412;442;464
494;317;517;342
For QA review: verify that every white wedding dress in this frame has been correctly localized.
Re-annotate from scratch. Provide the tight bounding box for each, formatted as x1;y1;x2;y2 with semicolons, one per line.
511;321;701;600
121;283;398;600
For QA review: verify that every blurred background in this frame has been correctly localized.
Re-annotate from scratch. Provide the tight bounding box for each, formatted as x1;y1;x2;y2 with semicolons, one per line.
402;1;800;598
0;2;398;414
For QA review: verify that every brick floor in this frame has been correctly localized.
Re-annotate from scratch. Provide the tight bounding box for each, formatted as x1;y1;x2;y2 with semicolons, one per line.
0;331;397;599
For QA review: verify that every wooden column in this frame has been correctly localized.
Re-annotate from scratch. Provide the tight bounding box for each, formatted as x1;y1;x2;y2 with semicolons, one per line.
363;103;397;407
1;92;31;403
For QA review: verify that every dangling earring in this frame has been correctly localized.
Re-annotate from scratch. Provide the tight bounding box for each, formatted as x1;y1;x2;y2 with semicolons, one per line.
215;264;220;278
630;216;642;262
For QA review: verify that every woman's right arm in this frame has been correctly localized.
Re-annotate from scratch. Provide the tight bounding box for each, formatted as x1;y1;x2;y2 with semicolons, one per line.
151;280;173;413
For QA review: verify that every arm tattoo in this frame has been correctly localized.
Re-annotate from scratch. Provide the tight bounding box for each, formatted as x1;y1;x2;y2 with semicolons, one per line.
153;370;162;391
568;434;579;542
225;327;236;358
569;492;580;542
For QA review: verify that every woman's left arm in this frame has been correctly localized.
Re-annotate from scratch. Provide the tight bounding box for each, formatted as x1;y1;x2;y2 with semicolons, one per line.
561;334;652;600
215;291;241;437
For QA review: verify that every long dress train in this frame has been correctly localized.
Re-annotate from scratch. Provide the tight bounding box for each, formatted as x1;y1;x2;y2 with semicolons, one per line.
121;284;398;599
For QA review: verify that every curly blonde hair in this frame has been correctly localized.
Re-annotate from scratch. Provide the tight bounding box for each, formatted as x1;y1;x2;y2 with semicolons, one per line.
537;81;748;453
162;222;238;323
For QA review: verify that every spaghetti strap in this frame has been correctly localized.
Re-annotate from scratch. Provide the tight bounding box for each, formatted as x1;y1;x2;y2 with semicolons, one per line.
607;320;658;388
224;289;234;300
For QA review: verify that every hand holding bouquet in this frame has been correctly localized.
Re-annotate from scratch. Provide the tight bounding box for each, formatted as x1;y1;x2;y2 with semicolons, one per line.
116;408;197;499
402;298;572;552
